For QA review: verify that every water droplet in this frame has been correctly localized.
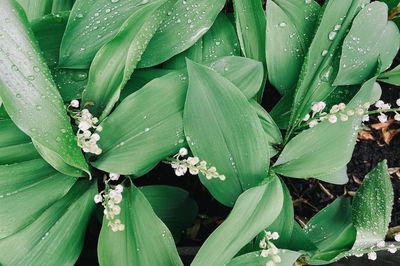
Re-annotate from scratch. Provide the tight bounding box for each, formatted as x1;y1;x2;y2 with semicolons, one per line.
334;24;341;31
33;66;40;72
111;0;119;3
320;66;333;82
328;31;337;40
16;93;21;98
35;105;42;111
27;75;35;81
321;50;328;56
279;22;287;27
144;128;150;132
11;65;18;71
80;47;86;51
305;0;312;3
73;72;88;81
215;41;221;46
105;8;111;13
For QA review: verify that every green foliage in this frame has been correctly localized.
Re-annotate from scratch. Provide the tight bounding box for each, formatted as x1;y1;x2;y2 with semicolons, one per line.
98;185;182;266
0;0;399;265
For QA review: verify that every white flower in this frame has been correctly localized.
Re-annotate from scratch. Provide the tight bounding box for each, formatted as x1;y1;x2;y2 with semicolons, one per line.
83;130;91;138
78;121;91;131
96;125;103;132
376;241;385;248
367;251;377;261
303;114;311;121
175;165;187;176
328;115;337;123
91;133;100;141
396;98;400;107
309;120;319;128
265;261;275;266
115;184;123;193
395;113;400;121
340;114;349;121
394;233;400;242
347;109;355;116
259;239;267;249
270;246;279;255
362;115;370;122
312;101;326;113
260;249;269;258
382;103;391;110
94;194;103;203
187;156;200;165
112;194;122;204
338;103;346;110
271;232;279;240
179;147;188;156
189;167;199;175
109;173;120;181
388;244;397;253
378;113;388;123
70;99;79;108
375;100;385;108
330;105;340;113
112;205;121;215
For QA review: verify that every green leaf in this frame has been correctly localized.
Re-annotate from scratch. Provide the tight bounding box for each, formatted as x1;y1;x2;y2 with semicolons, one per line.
266;0;320;95
0;0;88;177
228;249;301;266
0;180;96;265
32;13;89;101
334;2;400;86
287;0;369;132
184;60;269;206
202;13;240;62
16;0;53;21
60;0;160;68
82;0;176;119
251;100;283;157
233;0;266;62
139;185;198;241
351;160;394;250
305;197;356;262
273;77;381;184
98;185;182;266
378;64;400;85
382;0;400;9
138;0;226;67
92;56;264;177
268;179;294;247
191;177;284;266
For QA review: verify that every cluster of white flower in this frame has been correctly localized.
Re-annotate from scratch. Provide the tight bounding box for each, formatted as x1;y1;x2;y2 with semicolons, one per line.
374;99;400;123
354;233;400;261
169;148;226;181
259;231;281;266
304;99;400;128
304;101;370;128
68;100;103;155
93;173;125;232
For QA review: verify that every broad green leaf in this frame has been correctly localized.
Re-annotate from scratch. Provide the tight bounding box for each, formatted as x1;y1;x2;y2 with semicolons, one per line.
352;160;394;250
140;185;198;241
138;0;226;67
228;249;301;266
92;56;264;176
305;197;356;262
382;0;400;9
82;0;176;119
201;13;240;62
98;185;182;266
378;64;400;85
191;177;284;266
273;77;381;183
0;0;88;176
233;0;266;63
287;0;369;132
268;179;294;247
32;13;88;101
0;180;96;265
162;13;240;69
251;100;282;157
184;60;269;206
334;2;400;86
60;0;163;68
51;0;74;13
16;0;52;21
266;0;320;95
121;68;175;99
233;0;267;100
